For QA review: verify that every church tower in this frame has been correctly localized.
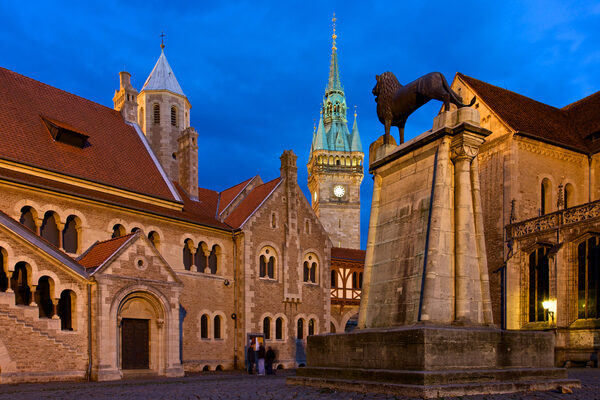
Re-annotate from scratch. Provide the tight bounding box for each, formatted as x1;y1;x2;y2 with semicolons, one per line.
307;16;363;249
136;42;192;184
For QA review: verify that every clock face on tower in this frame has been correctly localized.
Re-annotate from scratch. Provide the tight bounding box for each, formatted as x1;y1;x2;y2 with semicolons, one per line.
333;185;345;198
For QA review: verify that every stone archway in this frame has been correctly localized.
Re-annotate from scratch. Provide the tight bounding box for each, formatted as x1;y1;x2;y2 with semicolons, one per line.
117;291;165;373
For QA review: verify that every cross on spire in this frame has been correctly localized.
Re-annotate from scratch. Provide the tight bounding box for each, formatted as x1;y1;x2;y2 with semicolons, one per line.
160;31;166;49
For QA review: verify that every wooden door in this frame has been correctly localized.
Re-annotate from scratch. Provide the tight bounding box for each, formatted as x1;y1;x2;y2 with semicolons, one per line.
121;318;150;369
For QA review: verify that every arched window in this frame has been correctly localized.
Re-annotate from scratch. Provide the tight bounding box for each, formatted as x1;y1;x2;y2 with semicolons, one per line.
263;317;271;340
36;276;54;318
148;231;160;250
11;262;31;305
209;245;220;274
58;290;75;330
40;211;60;248
183;239;194;271
275;317;283;340
62;215;79;254
308;319;315;336
541;178;551;215
336;158;340;166
529;247;550;322
171;106;177;127
200;314;209;339
112;224;126;238
303;254;318;283
271;213;276;228
564;183;574;209
330;322;336;333
153;103;160;124
19;206;37;232
138;107;144;126
297;318;304;339
214;315;222;339
0;248;8;292
195;242;207;273
352;272;358;288
259;247;276;279
331;270;337;287
578;236;600;319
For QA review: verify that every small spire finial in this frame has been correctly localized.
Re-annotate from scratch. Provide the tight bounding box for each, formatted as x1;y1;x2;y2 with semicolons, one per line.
313;119;317;132
332;13;337;51
354;105;357;118
160;31;166;50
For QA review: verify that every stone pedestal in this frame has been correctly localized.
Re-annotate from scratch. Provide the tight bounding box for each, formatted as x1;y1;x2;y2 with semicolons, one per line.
288;108;580;397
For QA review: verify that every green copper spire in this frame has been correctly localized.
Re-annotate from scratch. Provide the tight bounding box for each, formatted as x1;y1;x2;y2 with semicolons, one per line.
327;14;342;92
309;15;362;157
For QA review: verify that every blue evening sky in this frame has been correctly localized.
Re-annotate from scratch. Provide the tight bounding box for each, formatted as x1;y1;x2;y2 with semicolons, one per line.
1;1;599;248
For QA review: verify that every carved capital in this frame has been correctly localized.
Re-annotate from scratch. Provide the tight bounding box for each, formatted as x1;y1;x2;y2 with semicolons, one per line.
450;132;485;163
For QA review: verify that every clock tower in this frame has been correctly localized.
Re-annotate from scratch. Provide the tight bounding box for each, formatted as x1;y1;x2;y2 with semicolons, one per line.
307;15;363;249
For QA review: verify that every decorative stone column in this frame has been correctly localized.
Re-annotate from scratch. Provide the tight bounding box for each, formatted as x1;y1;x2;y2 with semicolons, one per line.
450;132;485;325
52;298;60;320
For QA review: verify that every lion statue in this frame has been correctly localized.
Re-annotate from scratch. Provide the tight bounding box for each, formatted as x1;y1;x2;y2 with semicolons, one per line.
372;71;476;144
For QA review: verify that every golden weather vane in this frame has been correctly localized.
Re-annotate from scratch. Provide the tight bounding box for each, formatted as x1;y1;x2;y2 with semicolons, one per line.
332;13;337;51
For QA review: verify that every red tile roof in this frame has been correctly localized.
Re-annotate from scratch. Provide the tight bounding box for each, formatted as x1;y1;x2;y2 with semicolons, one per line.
218;177;254;215
78;233;136;269
457;73;600;153
224;178;281;228
0;67;176;201
331;247;365;262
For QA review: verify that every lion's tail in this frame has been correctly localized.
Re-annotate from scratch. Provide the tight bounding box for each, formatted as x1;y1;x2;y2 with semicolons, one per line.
468;95;476;107
441;74;476;108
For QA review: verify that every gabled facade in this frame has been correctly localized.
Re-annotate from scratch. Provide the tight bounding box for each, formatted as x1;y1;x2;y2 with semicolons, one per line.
0;44;333;382
450;73;600;366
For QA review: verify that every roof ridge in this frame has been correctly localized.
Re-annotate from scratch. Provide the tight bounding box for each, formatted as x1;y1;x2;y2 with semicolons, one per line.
562;90;600;110
0;66;121;115
458;72;564;112
93;232;136;245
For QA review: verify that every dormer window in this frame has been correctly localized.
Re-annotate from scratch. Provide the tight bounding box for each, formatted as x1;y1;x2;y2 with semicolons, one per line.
42;117;89;148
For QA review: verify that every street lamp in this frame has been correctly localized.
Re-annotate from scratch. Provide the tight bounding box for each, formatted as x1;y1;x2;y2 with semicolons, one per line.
542;299;557;324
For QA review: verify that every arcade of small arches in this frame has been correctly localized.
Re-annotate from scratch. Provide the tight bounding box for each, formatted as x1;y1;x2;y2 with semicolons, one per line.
182;239;221;274
19;206;82;254
111;223;161;250
0;246;77;331
539;177;575;215
295;315;319;339
322;100;346;118
261;314;286;340
199;312;226;340
150;103;181;128
315;154;363;167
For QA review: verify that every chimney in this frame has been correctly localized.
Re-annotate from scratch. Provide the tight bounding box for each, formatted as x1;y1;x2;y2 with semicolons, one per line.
280;150;298;183
113;71;139;124
178;127;199;200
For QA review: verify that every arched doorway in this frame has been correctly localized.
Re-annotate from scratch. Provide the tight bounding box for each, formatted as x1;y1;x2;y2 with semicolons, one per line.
118;291;165;372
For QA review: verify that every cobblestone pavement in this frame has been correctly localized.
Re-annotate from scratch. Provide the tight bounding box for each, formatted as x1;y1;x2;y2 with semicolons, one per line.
0;369;599;400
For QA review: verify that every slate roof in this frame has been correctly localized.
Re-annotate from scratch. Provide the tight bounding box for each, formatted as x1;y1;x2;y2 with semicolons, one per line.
77;233;136;269
331;247;365;262
224;178;282;228
141;49;185;97
457;73;600;154
0;66;177;201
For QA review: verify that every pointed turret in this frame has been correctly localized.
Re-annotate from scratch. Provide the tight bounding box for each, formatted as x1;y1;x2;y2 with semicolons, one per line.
350;109;362;152
141;47;185;97
327;15;342;92
311;112;327;153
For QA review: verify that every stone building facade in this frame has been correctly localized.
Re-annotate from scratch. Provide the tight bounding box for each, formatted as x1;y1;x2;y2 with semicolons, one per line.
450;73;600;366
0;42;337;382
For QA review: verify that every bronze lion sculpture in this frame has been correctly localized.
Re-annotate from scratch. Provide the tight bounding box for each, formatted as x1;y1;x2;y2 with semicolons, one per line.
372;71;476;144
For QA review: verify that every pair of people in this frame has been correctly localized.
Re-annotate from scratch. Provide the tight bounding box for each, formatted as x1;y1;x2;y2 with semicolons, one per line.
246;343;276;375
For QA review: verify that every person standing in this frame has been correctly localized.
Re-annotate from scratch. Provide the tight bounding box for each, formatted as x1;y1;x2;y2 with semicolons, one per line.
246;341;255;374
265;346;276;375
257;344;266;376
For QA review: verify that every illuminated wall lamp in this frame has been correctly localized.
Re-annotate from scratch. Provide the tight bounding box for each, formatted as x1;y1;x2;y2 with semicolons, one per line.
542;299;557;323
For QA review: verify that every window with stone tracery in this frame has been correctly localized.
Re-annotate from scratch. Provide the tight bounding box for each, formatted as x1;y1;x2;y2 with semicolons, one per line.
303;253;318;283
578;236;600;319
259;247;276;279
529;247;549;322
